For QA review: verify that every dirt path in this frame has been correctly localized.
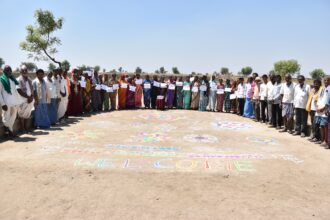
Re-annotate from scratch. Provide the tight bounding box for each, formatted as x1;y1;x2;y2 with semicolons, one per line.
0;110;329;219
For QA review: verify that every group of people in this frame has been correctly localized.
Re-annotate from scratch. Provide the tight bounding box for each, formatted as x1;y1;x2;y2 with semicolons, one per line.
0;65;330;148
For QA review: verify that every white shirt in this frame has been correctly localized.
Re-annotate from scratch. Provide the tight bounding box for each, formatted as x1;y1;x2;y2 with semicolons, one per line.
259;82;268;100
53;76;62;98
272;82;282;104
267;81;274;100
0;79;23;107
236;83;246;98
280;82;295;104
316;89;327;117
294;83;310;109
44;77;57;99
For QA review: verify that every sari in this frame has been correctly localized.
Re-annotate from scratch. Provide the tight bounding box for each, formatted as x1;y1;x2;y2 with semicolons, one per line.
182;81;191;109
190;81;200;110
166;82;175;108
126;84;136;109
216;84;225;112
82;79;92;113
118;79;128;109
176;82;184;109
135;78;143;108
67;81;83;116
143;79;152;108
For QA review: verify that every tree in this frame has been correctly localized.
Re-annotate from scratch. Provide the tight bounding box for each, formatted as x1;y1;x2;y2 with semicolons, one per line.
21;62;38;72
0;58;4;69
135;67;142;74
191;72;196;75
274;59;300;77
269;70;276;75
20;9;64;67
241;66;253;76
310;68;325;79
220;67;229;75
48;63;56;72
155;70;160;74
159;67;165;74
172;67;180;74
103;68;106;73
61;60;71;71
118;67;123;73
94;65;101;72
77;65;87;71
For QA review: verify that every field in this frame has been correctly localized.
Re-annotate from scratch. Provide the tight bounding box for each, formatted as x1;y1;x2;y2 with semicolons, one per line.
0;110;329;219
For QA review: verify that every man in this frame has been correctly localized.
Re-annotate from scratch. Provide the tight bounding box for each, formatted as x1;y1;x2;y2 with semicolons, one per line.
44;70;58;125
109;73;118;110
293;75;310;137
272;75;282;129
259;74;268;123
16;65;34;133
252;77;261;121
0;66;24;137
208;75;217;112
236;77;246;116
280;74;295;134
267;74;276;126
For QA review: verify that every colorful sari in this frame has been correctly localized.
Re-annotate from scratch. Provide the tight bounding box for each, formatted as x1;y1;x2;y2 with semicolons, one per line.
182;81;191;109
190;81;200;110
176;82;184;109
118;79;128;109
83;79;91;113
216;84;225;112
198;80;209;111
126;85;136;109
135;79;143;108
143;79;152;108
166;82;175;108
67;81;83;116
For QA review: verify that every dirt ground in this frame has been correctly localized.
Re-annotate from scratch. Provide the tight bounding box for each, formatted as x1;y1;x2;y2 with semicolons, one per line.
0;110;330;220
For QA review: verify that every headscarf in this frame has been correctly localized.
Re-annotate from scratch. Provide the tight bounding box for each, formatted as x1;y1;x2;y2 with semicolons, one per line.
0;73;19;94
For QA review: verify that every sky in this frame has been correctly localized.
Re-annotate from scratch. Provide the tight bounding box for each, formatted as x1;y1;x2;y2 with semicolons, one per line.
0;0;329;76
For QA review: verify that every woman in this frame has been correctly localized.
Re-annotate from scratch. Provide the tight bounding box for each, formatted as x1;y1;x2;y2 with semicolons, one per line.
151;75;160;109
182;76;191;110
135;74;143;108
126;77;136;109
67;72;83;116
156;76;167;110
190;76;200;110
216;78;225;112
118;74;128;110
176;76;184;109
32;69;51;129
91;71;101;112
109;74;118;110
224;79;232;113
103;74;110;111
243;77;254;118
231;80;238;114
198;75;209;111
82;72;92;113
166;76;175;108
143;75;152;108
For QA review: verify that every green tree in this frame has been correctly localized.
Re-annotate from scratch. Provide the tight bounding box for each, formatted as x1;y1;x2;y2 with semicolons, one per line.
241;66;253;76
94;65;101;72
77;65;87;71
274;59;300;77
269;70;276;75
159;67;165;74
61;60;71;71
103;68;106;73
21;62;38;72
20;9;64;67
155;70;160;74
220;67;229;75
191;72;196;75
135;67;142;74
172;67;180;74
48;63;56;72
118;67;123;73
310;68;325;79
0;58;4;69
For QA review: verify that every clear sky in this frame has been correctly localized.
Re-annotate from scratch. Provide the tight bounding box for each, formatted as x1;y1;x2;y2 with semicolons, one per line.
1;0;329;75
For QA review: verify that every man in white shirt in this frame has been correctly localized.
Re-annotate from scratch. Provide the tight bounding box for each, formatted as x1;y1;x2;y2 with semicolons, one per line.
0;66;24;137
208;75;217;112
267;75;275;126
259;74;268;123
16;65;34;133
280;74;295;133
272;75;283;129
236;77;246;116
293;75;310;137
44;70;58;125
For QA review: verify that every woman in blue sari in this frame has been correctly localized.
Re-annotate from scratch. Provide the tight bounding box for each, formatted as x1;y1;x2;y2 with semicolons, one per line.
143;75;152;108
243;77;254;118
198;75;209;111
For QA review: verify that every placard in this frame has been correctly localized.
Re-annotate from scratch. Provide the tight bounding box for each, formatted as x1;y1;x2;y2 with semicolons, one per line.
153;81;160;87
95;84;101;90
129;86;136;92
144;83;151;89
79;81;86;88
135;79;143;85
200;85;207;91
230;94;237;100
112;84;119;90
225;88;232;92
217;89;224;94
106;87;113;93
160;83;167;88
157;95;164;100
169;84;175;90
183;85;191;91
101;84;108;90
192;87;199;92
121;83;128;89
176;81;183;86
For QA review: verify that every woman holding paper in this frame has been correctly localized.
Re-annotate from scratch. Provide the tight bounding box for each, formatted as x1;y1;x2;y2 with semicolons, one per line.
198;75;209;111
143;75;152;108
182;76;192;109
126;77;136;109
166;76;175;108
176;76;184;109
102;74;110;111
216;78;225;112
224;79;232;113
190;76;200;110
82;72;91;113
231;80;238;114
134;74;143;108
208;75;217;112
91;71;102;112
243;77;255;118
109;74;118;110
156;76;167;110
67;72;83;116
118;74;128;109
151;75;160;109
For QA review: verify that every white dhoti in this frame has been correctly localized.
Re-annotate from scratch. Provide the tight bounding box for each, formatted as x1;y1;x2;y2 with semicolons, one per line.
17;101;34;119
2;106;18;132
57;97;68;119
